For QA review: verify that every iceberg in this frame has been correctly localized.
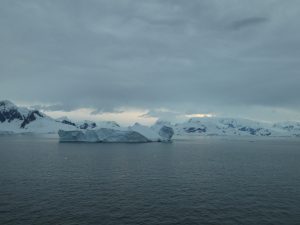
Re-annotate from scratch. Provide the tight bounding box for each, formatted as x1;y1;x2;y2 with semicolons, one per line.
58;125;174;143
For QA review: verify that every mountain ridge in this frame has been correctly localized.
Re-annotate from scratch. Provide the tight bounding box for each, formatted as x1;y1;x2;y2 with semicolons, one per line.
0;100;119;134
0;100;299;137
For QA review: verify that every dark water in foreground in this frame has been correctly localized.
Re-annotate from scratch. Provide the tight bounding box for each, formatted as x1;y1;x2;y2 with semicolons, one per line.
0;137;300;225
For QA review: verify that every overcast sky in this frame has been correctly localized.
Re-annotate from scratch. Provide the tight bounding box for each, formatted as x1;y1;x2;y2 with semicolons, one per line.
1;0;300;124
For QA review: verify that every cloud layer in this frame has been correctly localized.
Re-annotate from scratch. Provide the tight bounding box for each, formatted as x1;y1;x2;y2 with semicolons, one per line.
1;0;300;122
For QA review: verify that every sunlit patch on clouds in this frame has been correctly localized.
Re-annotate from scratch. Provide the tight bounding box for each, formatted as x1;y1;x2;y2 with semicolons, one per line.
140;108;216;123
185;113;215;118
43;108;157;126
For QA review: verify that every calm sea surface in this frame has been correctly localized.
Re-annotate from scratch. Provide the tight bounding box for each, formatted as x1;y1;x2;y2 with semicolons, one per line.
0;136;300;225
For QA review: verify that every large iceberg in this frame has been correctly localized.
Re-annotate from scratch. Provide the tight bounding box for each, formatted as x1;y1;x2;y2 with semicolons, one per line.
58;125;174;143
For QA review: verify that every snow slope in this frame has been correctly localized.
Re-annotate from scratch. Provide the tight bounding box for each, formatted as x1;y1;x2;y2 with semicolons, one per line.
0;100;76;134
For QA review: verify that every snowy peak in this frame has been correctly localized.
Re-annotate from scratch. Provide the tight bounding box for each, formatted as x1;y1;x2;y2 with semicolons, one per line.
0;100;77;133
0;100;47;128
0;100;24;123
0;100;18;109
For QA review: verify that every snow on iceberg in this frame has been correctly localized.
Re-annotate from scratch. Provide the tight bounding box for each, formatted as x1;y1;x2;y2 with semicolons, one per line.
129;122;174;142
58;125;174;143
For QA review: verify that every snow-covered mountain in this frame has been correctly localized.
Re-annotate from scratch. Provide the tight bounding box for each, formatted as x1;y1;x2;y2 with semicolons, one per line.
1;100;299;138
0;100;174;142
0;100;76;134
272;121;300;137
0;100;119;134
171;117;300;138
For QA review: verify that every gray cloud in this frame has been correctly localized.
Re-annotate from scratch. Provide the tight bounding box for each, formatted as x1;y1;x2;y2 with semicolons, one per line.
90;109;124;115
140;109;183;121
0;0;300;122
229;17;268;30
30;104;68;112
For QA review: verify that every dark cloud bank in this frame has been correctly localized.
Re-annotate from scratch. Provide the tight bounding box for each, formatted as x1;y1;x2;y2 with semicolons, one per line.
0;0;300;121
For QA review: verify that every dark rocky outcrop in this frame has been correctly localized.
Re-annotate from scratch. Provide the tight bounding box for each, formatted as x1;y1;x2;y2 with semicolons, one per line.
20;111;44;128
79;122;97;129
0;109;23;123
184;126;207;133
61;120;77;127
238;127;271;136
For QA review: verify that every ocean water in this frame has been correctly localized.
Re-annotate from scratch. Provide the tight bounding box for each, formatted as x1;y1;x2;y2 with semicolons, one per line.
0;136;300;225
